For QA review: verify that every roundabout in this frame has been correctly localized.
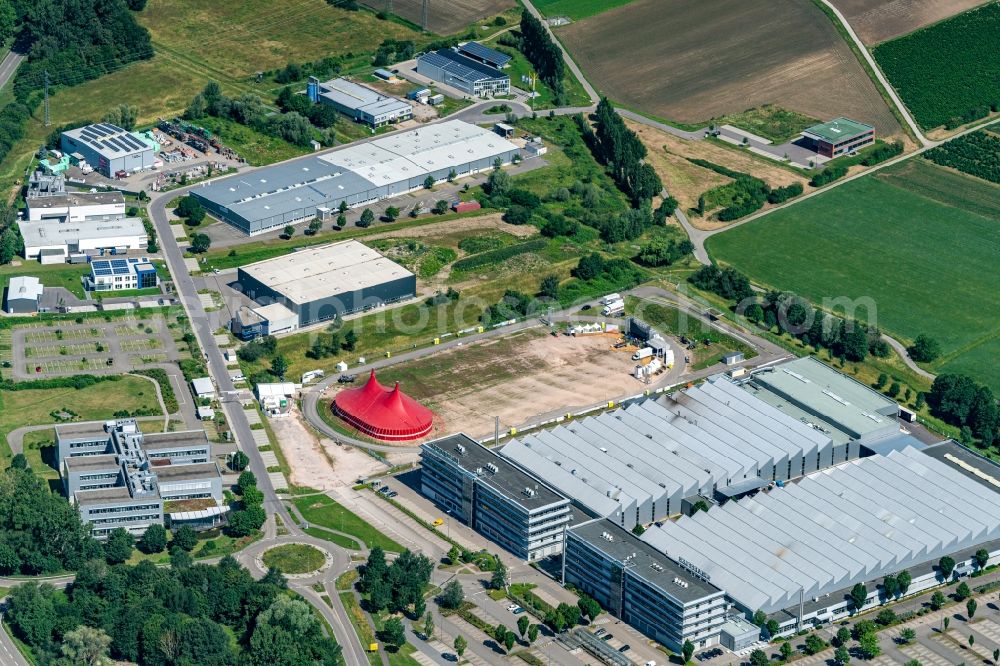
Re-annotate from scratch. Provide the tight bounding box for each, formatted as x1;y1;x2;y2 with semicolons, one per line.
256;542;334;579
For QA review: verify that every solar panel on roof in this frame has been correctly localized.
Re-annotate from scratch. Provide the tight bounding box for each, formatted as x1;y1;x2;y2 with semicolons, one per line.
111;137;132;152
94;268;113;276
99;123;121;134
122;135;145;150
112;267;130;275
92;260;110;268
90;124;111;137
111;259;127;267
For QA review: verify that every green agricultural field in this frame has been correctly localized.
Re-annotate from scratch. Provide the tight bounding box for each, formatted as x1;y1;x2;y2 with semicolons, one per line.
533;0;636;20
0;262;90;299
707;159;1000;391
873;3;1000;129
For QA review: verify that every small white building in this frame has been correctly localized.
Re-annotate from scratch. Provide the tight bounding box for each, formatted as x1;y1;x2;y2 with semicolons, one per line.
191;377;215;400
256;382;298;415
197;406;215;420
252;302;299;336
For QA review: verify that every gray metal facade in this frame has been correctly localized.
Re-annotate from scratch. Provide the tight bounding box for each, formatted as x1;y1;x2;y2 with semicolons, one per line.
4;295;37;314
60;124;154;178
415;50;510;97
565;519;727;651
236;267;415;327
420;434;571;561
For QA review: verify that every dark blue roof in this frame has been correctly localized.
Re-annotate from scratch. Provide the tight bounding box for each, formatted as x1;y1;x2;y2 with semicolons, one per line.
458;42;511;68
420;49;508;83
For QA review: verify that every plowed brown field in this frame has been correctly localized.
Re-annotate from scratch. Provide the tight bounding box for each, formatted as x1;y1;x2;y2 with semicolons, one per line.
361;0;515;34
832;0;987;44
557;0;902;137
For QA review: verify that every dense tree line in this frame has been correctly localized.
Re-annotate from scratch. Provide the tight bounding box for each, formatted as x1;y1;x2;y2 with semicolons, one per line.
186;82;329;148
6;556;341;665
518;10;566;103
860;141;903;167
872;3;1000;129
636;238;693;267
373;38;415;67
358;546;433;615
745;291;887;363
927;374;998;446
228;471;267;537
0;200;24;264
809;164;848;187
275;86;338;128
585;100;662;205
924;130;1000;184
0;466;101;575
688;265;754;302
689;158;802;220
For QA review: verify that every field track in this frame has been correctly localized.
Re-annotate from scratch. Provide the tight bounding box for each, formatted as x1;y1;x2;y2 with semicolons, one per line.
360;0;515;34
831;0;986;44
556;0;902;136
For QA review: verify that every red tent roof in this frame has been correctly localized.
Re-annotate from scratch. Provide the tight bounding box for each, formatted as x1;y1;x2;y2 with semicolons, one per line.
333;369;433;442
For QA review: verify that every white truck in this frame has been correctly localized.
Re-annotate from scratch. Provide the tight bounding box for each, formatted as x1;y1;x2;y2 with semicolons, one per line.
601;293;622;305
602;299;625;316
632;347;654;361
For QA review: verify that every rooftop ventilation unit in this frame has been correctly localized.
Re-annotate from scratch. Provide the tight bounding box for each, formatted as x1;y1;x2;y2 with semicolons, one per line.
523;487;536;497
455;444;466;454
486;462;499;474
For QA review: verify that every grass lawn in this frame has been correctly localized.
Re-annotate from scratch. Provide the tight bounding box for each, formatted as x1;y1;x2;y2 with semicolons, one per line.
138;0;422;80
303;527;362;551
533;0;637;20
707;159;1000;392
126;531;262;565
0;376;163;465
20;429;58;484
340;591;381;666
0;262;90;299
262;543;326;574
713;105;820;144
497;44;591;109
291;492;404;553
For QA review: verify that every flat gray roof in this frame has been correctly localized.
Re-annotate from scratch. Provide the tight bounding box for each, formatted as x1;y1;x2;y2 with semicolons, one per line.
154;462;220;481
748;357;898;440
142;430;210;451
642;446;1000;613
423;434;566;509
318;78;411;117
65;454;119;471
571;518;722;604
240;240;413;305
26;190;124;209
76;487;136;505
56;423;109;441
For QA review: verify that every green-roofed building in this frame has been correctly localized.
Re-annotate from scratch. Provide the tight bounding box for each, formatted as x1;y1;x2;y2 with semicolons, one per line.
801;117;875;157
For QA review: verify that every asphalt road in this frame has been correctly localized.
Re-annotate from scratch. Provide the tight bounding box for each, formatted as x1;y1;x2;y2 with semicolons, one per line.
0;51;24;93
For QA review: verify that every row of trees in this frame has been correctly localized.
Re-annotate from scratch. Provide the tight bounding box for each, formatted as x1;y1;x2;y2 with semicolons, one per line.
6;556;341;665
587;99;663;206
927;374;998;446
518;10;566;103
358;546;434;616
229;470;267;537
0;200;24;264
275;86;338;129
186;82;329;148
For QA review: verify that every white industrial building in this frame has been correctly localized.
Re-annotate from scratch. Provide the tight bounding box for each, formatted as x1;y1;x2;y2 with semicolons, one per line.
500;375;841;529
192;120;519;234
25;172;126;223
643;445;1000;625
87;257;159;292
308;77;412;127
19;216;148;261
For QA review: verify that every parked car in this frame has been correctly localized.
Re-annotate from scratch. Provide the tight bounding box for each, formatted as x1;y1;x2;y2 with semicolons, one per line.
594;628;606;637
387;491;398;498
512;607;525;615
618;644;630;653
581;304;592;311
601;634;613;641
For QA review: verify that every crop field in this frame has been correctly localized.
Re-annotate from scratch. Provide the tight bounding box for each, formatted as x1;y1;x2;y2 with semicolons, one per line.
707;159;1000;392
831;0;986;44
556;0;902;137
359;0;515;34
532;0;636;21
923;128;1000;184
872;3;1000;130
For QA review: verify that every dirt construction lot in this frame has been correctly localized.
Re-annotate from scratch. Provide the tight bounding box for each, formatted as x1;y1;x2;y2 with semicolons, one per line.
324;328;647;440
269;404;388;491
558;0;902;137
831;0;986;44
359;0;515;34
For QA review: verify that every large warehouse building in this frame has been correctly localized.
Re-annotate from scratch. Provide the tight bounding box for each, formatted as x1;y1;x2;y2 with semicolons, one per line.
61;123;156;177
308;77;412;127
192;120;519;235
642;445;1000;627
236;240;415;327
